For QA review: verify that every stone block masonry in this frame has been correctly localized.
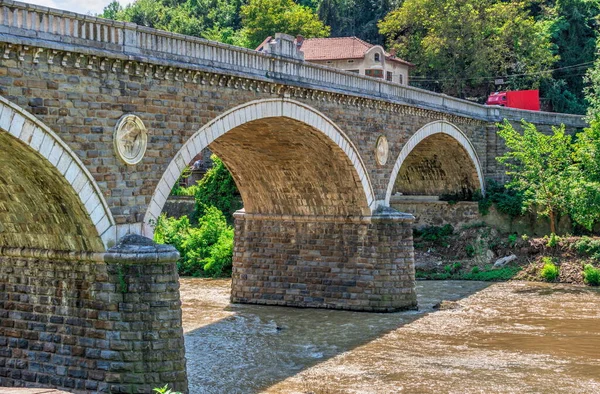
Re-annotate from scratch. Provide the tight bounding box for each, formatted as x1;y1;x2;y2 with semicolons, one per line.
0;236;188;394
231;208;417;312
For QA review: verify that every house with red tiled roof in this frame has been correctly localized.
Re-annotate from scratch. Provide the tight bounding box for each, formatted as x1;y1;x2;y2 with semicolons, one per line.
257;35;414;85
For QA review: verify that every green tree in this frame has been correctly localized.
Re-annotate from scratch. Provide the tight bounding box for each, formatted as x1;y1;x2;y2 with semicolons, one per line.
585;38;600;118
379;0;557;99
569;119;600;229
100;0;245;43
239;0;330;49
542;0;600;114
496;120;575;234
193;155;242;222
119;0;166;28
100;1;123;19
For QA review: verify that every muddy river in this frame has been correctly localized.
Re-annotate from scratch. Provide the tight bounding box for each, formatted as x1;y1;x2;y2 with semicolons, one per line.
180;279;600;393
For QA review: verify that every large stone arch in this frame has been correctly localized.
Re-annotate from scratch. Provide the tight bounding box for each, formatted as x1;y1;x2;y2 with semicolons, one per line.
0;95;114;251
385;120;485;204
144;98;375;234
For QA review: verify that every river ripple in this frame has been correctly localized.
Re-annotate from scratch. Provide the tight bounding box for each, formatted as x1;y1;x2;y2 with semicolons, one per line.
180;279;600;394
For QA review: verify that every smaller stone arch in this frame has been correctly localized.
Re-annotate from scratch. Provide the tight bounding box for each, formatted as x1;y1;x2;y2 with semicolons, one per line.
385;120;485;204
0;95;115;250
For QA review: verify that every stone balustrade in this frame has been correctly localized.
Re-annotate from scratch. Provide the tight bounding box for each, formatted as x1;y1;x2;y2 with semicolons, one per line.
0;0;586;128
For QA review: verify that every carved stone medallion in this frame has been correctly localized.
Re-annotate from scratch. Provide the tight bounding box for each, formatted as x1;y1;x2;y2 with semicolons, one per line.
114;114;147;165
375;134;389;166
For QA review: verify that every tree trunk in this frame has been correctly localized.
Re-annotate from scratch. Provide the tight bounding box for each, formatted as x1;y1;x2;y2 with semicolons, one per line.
549;209;556;235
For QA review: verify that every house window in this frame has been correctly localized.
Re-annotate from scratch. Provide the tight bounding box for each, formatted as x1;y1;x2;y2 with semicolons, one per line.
386;71;392;82
365;69;383;78
326;61;333;64
374;53;380;62
399;74;404;84
348;60;354;63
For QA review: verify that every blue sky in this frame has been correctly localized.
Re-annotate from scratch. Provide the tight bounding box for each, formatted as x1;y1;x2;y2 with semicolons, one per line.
25;0;132;16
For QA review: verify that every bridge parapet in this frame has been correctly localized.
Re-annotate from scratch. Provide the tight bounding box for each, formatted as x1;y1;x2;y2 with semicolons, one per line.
0;0;586;128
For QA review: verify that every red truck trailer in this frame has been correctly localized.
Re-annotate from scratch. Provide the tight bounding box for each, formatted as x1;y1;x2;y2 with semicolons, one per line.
485;90;540;111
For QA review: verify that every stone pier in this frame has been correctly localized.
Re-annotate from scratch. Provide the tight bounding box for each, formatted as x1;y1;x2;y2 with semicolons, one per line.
0;236;188;394
231;208;417;312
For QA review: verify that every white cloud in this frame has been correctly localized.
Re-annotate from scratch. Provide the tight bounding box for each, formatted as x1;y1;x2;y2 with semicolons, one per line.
25;0;132;16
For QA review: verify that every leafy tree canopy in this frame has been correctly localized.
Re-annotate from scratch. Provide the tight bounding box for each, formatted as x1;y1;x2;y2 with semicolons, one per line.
318;0;396;44
497;119;600;233
585;38;600;118
239;0;330;49
379;0;557;99
541;0;600;114
100;0;246;44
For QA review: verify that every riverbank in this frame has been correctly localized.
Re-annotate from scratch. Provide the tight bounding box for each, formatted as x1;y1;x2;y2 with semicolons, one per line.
414;224;600;285
180;278;600;393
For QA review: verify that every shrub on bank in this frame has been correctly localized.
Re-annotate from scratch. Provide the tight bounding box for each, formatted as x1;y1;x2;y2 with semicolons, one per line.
540;258;559;281
153;206;234;277
573;236;600;261
414;224;454;246
583;264;600;286
154;385;182;394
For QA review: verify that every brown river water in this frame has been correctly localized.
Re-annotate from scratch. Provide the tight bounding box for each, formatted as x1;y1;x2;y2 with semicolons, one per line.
180;279;600;394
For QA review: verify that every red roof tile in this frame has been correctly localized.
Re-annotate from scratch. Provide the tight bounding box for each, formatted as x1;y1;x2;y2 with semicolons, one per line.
299;37;414;67
256;36;414;67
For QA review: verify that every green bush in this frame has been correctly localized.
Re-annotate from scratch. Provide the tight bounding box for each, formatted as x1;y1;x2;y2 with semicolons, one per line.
583;264;600;286
508;234;517;247
574;237;600;261
546;233;561;248
540;258;559;281
192;155;242;223
415;224;454;243
153;206;234;277
153;385;182;394
168;155;243;224
465;244;475;257
478;179;525;217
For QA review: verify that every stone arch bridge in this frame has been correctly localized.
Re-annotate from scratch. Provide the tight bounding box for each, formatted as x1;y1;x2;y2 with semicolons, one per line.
0;2;586;393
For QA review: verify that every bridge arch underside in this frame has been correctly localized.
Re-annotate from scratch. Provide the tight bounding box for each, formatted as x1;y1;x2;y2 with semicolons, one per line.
149;99;416;313
393;133;481;200
209;117;369;217
0;132;103;252
214;115;414;312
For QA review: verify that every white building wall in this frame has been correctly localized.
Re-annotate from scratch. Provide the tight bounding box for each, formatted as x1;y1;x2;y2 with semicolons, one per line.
309;49;410;85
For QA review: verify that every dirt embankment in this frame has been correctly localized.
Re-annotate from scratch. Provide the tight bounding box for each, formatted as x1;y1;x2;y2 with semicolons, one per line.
414;223;600;285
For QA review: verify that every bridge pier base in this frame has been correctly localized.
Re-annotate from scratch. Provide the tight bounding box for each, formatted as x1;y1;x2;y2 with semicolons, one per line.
231;208;417;312
0;235;188;394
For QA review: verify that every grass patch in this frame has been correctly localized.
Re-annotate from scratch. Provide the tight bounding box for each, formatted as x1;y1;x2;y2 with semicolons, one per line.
460;266;521;281
416;266;521;281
